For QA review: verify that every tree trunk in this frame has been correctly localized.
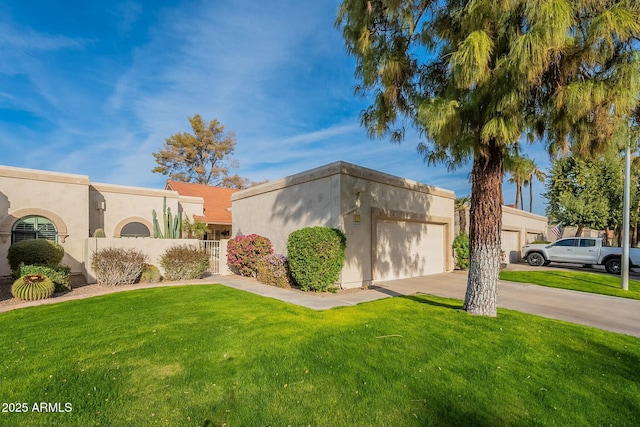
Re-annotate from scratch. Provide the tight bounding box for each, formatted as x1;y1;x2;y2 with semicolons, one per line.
465;142;502;317
575;225;583;237
459;209;467;235
519;183;524;211
529;182;533;213
514;180;520;209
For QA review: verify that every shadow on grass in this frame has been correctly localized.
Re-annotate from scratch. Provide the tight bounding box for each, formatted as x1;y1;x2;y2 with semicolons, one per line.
401;293;463;310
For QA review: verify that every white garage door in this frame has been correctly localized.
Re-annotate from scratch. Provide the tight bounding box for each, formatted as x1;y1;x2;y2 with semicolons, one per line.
375;220;445;281
501;230;521;264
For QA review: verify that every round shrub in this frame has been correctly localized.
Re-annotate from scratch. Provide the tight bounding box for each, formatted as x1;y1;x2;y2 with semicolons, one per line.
91;247;147;286
453;233;470;270
227;234;273;277
287;227;346;292
139;264;162;283
7;239;64;271
13;263;71;293
160;245;210;281
11;274;55;301
256;253;293;288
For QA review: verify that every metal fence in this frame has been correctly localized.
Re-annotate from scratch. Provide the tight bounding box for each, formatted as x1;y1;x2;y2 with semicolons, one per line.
200;240;221;274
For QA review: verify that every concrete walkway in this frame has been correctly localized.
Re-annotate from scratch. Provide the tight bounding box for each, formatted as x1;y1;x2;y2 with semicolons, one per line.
216;272;640;338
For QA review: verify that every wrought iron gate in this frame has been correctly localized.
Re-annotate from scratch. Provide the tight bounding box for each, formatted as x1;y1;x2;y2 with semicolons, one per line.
200;240;220;274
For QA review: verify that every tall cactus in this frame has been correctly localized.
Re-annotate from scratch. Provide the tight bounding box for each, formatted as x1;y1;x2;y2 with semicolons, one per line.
153;197;182;239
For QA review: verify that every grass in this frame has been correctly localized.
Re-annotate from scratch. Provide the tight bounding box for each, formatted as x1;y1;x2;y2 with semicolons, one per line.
500;270;640;300
0;284;639;427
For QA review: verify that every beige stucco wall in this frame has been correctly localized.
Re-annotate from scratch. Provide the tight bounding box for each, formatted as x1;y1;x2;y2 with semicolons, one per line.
0;165;206;279
178;195;205;224
89;183;182;238
0;166;90;276
232;161;455;289
83;237;202;283
232;164;341;254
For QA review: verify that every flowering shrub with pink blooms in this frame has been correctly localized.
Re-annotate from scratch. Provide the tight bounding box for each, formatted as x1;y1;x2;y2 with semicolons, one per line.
256;253;294;288
227;234;273;277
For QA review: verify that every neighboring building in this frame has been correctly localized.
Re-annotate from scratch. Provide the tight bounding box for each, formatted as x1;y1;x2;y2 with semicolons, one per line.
165;181;238;240
232;161;456;289
0;165;204;277
455;206;548;263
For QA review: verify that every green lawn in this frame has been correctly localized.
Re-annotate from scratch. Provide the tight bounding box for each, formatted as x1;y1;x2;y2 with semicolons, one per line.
500;269;640;300
0;284;639;427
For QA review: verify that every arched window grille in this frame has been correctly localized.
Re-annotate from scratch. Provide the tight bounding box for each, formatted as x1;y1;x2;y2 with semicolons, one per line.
11;215;58;244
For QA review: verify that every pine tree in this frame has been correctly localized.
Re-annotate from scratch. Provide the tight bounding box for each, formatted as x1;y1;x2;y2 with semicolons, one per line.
337;0;640;316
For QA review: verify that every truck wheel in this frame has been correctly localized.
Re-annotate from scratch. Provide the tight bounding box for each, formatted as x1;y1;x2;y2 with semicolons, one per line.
527;252;545;267
604;258;621;274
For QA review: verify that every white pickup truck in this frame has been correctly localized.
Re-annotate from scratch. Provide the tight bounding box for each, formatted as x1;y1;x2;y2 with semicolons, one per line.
522;237;640;274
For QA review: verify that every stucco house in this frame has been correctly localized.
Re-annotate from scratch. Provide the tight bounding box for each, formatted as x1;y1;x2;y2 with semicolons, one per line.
165;180;237;240
231;161;457;289
1;161;550;285
0;165;204;277
456;206;549;264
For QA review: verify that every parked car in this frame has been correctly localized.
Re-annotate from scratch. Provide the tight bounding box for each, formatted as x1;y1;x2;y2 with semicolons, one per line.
522;237;640;274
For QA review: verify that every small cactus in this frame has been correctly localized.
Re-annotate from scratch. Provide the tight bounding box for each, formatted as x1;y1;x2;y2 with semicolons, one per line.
93;228;106;238
11;274;55;301
139;264;162;283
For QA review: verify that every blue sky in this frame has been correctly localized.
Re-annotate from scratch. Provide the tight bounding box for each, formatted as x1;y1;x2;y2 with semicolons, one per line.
0;0;550;215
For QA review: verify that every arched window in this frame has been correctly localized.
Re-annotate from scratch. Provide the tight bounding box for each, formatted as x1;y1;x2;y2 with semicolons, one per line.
12;215;58;244
120;222;151;238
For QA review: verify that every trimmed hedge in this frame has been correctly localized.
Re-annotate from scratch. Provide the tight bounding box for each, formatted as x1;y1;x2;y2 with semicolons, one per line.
7;239;64;271
14;263;71;292
227;234;273;277
160;245;210;281
287;227;346;292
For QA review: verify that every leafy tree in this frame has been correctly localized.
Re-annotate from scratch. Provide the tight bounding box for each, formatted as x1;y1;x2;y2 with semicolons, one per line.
545;154;639;238
152;115;246;187
545;157;609;237
337;0;640;316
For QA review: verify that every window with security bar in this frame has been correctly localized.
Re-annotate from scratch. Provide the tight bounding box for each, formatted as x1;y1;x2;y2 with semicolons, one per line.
11;216;58;244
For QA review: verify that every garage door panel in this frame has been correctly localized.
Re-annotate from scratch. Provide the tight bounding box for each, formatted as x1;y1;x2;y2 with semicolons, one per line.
376;220;444;281
501;230;520;264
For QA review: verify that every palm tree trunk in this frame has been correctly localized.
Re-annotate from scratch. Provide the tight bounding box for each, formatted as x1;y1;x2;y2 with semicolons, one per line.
529;181;533;213
459;209;467;234
514;180;520;209
519;182;524;210
465;141;502;317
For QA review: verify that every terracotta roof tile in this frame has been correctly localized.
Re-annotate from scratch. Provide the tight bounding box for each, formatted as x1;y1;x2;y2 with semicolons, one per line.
166;181;238;224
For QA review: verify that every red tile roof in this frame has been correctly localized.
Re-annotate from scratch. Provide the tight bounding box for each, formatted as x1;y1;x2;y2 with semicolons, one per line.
166;181;238;225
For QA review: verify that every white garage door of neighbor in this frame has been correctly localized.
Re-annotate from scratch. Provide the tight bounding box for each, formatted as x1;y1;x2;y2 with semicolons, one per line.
375;220;445;281
501;230;521;264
